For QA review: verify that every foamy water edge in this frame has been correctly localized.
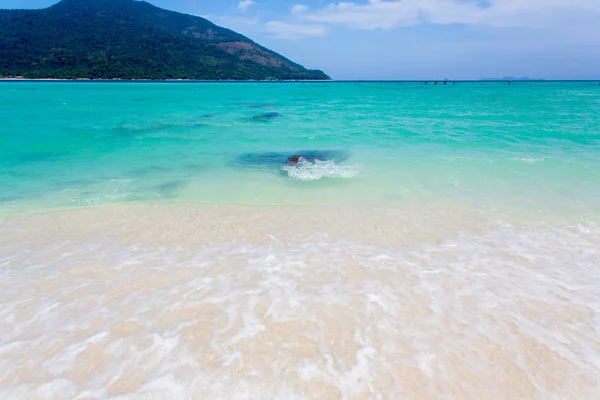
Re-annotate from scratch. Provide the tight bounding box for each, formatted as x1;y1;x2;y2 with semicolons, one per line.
1;205;599;399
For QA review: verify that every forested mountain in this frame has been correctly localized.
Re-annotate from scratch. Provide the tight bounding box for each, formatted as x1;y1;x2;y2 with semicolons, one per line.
0;0;330;80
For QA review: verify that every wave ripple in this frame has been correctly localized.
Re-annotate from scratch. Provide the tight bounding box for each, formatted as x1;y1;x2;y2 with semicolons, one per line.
281;158;360;181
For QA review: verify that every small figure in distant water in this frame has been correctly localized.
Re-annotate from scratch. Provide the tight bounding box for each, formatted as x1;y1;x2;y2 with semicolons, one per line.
444;78;448;85
508;80;512;85
453;81;456;85
434;81;438;85
425;81;428;85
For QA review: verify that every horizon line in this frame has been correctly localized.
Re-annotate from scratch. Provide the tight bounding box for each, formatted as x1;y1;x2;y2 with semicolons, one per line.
1;78;600;83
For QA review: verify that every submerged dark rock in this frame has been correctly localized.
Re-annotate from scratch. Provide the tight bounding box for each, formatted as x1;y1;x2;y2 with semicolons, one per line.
246;103;276;109
16;151;61;162
155;181;183;191
152;180;188;196
0;194;21;203
113;124;174;134
250;112;281;122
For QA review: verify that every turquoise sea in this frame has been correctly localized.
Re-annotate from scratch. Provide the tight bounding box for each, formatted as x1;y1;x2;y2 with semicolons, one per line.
2;81;600;217
2;82;600;399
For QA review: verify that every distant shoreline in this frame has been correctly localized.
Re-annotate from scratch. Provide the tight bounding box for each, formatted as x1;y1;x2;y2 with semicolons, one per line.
0;78;332;83
1;78;597;83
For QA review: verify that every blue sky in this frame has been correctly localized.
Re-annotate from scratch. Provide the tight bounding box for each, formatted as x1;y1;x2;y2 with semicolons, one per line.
4;0;600;80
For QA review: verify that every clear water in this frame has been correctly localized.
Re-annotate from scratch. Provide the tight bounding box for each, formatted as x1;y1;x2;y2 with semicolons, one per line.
2;81;599;217
2;82;600;399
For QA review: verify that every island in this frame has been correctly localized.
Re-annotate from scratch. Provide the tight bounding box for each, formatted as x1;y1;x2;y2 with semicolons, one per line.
0;0;330;81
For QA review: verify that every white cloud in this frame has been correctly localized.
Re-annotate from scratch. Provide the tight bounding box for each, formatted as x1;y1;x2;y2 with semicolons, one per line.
205;15;327;40
291;4;309;14
301;0;600;30
237;0;254;13
265;21;328;39
208;0;600;43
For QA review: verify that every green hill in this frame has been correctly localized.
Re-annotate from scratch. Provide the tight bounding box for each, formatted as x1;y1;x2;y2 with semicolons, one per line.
0;0;330;80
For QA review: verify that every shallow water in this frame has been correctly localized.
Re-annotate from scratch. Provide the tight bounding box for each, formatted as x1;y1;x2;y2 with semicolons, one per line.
1;81;600;215
1;82;600;399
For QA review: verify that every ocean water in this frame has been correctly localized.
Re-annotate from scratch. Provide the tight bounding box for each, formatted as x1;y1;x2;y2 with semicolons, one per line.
2;81;600;215
1;82;600;399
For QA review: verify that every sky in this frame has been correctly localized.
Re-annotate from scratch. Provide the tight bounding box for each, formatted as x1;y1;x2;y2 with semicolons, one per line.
3;0;600;80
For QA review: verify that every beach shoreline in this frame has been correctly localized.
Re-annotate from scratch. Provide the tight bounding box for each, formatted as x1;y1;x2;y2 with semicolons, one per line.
1;202;600;399
0;202;489;249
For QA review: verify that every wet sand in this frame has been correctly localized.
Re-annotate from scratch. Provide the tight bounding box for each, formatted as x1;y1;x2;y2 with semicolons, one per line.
1;204;600;399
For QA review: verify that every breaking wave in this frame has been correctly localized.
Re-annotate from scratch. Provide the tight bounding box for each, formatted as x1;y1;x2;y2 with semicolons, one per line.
281;158;360;181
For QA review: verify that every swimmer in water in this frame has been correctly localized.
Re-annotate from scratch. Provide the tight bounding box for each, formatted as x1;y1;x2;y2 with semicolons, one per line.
287;154;326;165
287;155;304;165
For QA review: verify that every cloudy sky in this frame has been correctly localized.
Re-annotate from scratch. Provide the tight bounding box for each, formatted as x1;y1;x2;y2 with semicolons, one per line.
4;0;600;80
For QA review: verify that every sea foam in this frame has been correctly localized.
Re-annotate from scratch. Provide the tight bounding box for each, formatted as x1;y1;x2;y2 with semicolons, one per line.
1;211;599;399
281;159;360;181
